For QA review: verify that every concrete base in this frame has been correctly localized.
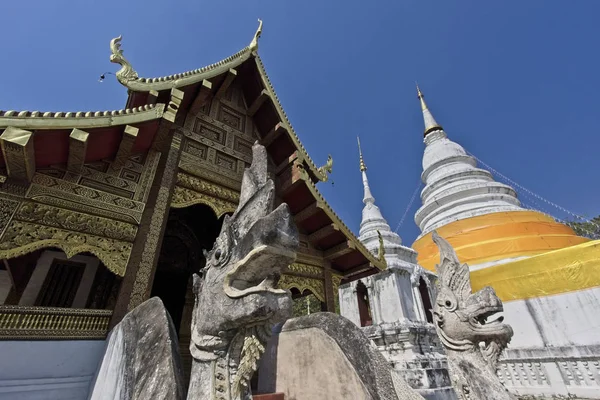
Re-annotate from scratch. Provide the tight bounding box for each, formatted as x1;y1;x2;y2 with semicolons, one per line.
0;340;106;400
364;322;456;400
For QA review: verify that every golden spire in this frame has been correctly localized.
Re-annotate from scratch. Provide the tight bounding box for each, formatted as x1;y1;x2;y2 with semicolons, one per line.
415;83;443;137
357;136;367;172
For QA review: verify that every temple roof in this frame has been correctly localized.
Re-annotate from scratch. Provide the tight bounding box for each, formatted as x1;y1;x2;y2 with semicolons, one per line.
0;21;384;281
111;20;331;185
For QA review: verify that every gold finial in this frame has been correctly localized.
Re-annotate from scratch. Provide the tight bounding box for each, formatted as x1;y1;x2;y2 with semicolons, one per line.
357;136;367;172
416;82;428;111
249;19;263;52
416;83;443;136
110;35;138;83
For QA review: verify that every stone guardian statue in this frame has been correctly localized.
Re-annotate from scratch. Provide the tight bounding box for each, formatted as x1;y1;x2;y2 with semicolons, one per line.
431;231;516;400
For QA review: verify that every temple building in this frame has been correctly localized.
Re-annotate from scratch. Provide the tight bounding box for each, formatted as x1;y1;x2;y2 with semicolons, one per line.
412;87;600;399
339;139;454;400
0;22;388;399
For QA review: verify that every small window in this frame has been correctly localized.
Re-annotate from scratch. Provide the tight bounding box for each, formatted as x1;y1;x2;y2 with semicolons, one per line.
35;259;85;308
419;277;434;323
356;280;372;327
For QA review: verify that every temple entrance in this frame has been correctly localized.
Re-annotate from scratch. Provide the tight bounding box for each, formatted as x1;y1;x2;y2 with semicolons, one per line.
151;204;225;384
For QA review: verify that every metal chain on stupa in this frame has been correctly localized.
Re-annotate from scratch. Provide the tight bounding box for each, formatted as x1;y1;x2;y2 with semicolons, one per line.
394;178;423;234
466;151;599;231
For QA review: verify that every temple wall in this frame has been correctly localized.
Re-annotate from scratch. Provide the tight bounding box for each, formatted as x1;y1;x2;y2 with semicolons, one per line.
505;287;600;348
0;340;105;400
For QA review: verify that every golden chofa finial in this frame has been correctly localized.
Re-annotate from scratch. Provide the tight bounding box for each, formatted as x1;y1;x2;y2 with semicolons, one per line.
357;136;367;172
249;19;263;52
110;35;138;83
416;82;428;111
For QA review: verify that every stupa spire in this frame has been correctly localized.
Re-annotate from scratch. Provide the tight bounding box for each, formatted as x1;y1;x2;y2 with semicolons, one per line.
357;136;374;204
416;83;443;137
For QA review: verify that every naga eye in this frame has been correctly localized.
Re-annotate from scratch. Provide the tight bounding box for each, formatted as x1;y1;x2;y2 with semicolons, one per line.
215;249;222;260
445;300;452;307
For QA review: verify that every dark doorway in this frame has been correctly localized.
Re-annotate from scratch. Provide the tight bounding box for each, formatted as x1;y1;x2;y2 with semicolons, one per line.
419;277;434;323
356;280;372;327
151;204;225;384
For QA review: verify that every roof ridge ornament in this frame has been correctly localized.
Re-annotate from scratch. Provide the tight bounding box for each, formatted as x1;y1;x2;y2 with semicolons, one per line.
316;154;333;182
248;19;263;53
110;36;139;84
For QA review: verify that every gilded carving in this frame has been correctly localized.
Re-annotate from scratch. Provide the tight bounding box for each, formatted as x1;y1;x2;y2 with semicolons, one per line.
0;305;112;340
287;262;322;277
176;173;240;203
0;197;19;237
15;202;137;242
27;184;141;225
278;274;325;303
0;221;131;276
31;174;144;214
81;166;138;192
127;135;182;311
179;157;242;191
171;186;237;217
134;150;161;202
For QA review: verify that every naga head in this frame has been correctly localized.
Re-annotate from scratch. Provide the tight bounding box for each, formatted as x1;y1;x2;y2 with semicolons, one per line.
191;142;298;355
431;231;513;370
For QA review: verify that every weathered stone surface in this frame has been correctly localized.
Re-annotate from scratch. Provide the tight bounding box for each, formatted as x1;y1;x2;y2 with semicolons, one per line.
88;297;185;400
187;142;298;400
258;312;426;400
431;232;516;400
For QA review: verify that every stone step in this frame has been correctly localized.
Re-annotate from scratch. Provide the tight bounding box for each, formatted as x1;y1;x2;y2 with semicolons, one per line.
253;393;284;400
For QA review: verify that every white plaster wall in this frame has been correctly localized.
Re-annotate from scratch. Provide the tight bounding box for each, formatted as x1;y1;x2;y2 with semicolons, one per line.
372;273;405;324
0;270;10;304
505;287;600;348
0;340;106;400
339;282;361;327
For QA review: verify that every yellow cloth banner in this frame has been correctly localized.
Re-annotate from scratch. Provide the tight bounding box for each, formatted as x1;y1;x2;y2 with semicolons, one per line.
413;211;588;271
470;240;600;302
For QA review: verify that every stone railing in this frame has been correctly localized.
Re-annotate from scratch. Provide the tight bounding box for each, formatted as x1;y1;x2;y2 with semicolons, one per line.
0;305;112;340
498;345;600;399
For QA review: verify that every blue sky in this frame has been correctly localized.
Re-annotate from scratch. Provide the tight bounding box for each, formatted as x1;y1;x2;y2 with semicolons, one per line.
1;1;598;244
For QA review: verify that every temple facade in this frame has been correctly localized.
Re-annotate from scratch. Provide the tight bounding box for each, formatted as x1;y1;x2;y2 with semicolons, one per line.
412;87;600;399
0;22;388;399
339;140;455;400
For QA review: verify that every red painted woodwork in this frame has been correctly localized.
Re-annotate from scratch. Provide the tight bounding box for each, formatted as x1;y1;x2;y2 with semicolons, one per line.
253;394;284;400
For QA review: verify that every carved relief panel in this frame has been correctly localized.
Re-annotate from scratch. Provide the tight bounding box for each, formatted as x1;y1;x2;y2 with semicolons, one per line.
0;151;161;277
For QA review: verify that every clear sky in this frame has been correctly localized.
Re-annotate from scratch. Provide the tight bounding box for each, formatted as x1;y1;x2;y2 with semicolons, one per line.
1;0;598;244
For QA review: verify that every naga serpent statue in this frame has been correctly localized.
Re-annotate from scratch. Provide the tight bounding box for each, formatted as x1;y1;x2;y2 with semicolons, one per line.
431;231;516;400
187;142;299;400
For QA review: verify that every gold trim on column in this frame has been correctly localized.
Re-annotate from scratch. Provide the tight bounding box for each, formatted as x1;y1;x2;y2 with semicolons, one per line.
0;127;35;182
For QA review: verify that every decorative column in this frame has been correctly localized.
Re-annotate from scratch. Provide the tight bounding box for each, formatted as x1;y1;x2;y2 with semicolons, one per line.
110;89;183;327
322;262;336;312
